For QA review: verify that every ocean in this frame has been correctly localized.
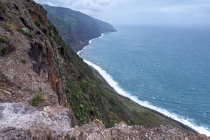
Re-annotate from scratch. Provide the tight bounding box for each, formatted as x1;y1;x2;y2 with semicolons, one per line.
78;25;210;136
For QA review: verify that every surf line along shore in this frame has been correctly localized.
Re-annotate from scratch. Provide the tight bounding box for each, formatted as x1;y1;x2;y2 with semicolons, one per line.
83;59;198;134
76;33;198;134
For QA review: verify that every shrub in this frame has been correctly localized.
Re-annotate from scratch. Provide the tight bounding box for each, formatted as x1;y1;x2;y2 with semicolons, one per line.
0;2;5;14
18;27;29;35
0;44;8;54
21;59;26;64
59;46;65;56
30;93;44;106
38;86;43;93
22;28;29;34
34;19;41;27
0;35;8;43
5;22;17;32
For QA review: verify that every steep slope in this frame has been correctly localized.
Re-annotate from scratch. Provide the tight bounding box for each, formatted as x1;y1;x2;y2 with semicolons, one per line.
0;0;74;138
42;4;116;52
0;0;208;139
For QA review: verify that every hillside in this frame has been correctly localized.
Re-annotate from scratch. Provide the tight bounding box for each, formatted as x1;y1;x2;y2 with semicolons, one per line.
0;0;209;139
42;4;116;52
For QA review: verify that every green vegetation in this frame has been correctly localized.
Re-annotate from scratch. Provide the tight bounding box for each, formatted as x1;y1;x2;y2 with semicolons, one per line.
20;59;26;64
5;22;16;32
0;35;8;55
0;2;5;14
17;28;29;35
34;19;41;27
6;22;29;35
38;87;43;92
0;45;8;53
59;46;65;56
30;87;44;106
17;27;33;38
65;75;104;124
18;28;29;35
0;35;8;43
30;93;44;106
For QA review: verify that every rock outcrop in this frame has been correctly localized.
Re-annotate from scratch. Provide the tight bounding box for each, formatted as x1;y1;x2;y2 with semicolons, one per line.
1;120;209;140
64;121;210;140
0;103;72;138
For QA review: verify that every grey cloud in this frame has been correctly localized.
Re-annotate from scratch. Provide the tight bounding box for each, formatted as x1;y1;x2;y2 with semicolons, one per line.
35;0;111;12
34;0;210;25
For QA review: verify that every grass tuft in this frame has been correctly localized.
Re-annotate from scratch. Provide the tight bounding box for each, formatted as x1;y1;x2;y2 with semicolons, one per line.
30;93;44;106
0;35;8;43
0;2;5;14
34;19;41;27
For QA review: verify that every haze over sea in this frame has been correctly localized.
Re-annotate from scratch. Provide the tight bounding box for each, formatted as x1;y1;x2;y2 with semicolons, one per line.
78;25;210;136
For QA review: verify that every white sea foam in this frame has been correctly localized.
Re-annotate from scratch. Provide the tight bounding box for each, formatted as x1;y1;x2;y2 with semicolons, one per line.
77;33;104;56
89;33;104;44
84;59;210;136
99;33;104;38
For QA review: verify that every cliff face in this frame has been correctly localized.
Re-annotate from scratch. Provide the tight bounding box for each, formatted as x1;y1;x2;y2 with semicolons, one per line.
42;4;116;52
93;18;116;33
0;0;74;138
0;0;209;139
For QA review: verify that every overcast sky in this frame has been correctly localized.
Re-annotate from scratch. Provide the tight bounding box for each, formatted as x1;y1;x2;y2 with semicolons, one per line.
34;0;210;25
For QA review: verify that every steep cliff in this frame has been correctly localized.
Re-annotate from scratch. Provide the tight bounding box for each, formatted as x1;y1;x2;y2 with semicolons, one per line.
42;4;116;52
0;0;74;138
0;0;209;139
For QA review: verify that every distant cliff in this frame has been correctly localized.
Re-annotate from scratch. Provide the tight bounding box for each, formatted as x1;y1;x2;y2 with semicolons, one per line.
42;5;116;52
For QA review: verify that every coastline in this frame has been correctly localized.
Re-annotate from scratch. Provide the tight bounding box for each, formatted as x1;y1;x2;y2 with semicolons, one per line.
77;33;105;56
89;62;197;133
83;60;198;133
76;33;210;136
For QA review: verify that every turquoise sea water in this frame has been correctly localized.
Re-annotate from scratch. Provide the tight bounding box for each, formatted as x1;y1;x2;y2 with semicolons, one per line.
78;25;210;136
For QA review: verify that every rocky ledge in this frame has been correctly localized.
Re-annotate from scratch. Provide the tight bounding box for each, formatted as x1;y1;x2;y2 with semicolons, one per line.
1;120;210;140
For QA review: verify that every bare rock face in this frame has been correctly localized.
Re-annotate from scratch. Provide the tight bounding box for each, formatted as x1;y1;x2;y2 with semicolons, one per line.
0;103;72;136
1;120;210;140
64;121;210;140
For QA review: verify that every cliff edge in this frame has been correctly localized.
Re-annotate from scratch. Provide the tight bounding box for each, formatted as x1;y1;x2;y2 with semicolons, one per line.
0;0;75;138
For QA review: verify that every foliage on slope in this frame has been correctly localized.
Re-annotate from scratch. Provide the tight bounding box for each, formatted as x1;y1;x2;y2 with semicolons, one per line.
57;31;187;130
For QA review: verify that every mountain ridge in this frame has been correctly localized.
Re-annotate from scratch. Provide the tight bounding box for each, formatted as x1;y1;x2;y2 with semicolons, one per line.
42;4;116;52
